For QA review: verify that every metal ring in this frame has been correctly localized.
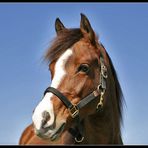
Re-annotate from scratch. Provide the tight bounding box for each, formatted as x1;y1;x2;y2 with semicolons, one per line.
102;71;108;78
75;136;84;143
97;84;102;91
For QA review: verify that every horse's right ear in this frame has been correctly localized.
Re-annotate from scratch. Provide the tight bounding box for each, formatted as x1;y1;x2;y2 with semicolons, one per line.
55;18;66;35
80;13;96;46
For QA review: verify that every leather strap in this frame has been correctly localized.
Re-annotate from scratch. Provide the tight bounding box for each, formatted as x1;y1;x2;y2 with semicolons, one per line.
44;87;99;112
77;90;99;109
44;87;73;109
68;118;84;144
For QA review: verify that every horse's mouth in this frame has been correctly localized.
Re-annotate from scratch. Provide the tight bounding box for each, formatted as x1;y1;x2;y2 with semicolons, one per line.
36;122;66;141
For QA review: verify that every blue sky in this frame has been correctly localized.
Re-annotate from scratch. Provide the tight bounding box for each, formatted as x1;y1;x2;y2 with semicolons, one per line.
0;3;148;145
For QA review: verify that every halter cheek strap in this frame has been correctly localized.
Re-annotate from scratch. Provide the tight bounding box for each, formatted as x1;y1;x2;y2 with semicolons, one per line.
96;56;108;111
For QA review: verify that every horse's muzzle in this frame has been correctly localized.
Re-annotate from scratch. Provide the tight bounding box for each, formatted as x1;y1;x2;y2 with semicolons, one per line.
34;120;66;141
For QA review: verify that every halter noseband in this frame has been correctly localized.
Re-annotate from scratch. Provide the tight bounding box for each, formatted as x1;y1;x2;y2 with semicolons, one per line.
43;56;108;143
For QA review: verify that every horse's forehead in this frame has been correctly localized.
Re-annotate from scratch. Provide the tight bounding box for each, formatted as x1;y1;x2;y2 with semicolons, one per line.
50;40;98;71
72;40;98;60
74;39;94;50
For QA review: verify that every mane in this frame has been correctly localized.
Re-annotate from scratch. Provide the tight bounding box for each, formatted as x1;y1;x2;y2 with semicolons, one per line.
45;28;83;62
103;45;124;126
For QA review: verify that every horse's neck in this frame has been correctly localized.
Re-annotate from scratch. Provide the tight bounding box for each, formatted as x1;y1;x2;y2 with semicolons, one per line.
82;112;112;144
83;110;122;144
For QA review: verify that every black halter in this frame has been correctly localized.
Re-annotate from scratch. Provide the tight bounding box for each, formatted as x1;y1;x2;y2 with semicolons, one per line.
43;56;108;143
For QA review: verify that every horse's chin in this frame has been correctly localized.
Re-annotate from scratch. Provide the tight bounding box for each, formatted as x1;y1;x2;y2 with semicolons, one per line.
48;122;66;141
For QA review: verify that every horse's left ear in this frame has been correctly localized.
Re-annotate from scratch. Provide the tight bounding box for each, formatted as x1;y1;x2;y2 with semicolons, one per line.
80;13;96;45
55;18;66;35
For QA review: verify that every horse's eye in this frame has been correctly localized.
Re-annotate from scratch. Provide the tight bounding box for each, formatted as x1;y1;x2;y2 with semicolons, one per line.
78;64;90;74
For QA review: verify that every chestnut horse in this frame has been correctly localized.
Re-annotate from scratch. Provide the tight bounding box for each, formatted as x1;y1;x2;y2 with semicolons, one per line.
19;14;124;145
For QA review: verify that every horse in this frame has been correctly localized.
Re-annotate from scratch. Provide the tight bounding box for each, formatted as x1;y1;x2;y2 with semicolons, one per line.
19;13;124;145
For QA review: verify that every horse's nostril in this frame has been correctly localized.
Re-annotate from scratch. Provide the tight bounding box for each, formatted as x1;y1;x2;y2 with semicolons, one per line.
41;111;50;127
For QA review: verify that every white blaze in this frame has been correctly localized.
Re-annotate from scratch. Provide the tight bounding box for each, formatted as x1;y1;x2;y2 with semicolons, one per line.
32;48;73;130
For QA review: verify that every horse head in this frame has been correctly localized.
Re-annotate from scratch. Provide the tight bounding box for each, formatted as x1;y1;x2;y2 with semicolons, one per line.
31;14;123;144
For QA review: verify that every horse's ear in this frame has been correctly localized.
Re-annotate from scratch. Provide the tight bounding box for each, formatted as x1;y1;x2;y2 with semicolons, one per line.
55;18;66;35
80;13;96;45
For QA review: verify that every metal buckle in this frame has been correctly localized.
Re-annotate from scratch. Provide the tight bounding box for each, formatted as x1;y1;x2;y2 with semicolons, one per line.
68;105;79;118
